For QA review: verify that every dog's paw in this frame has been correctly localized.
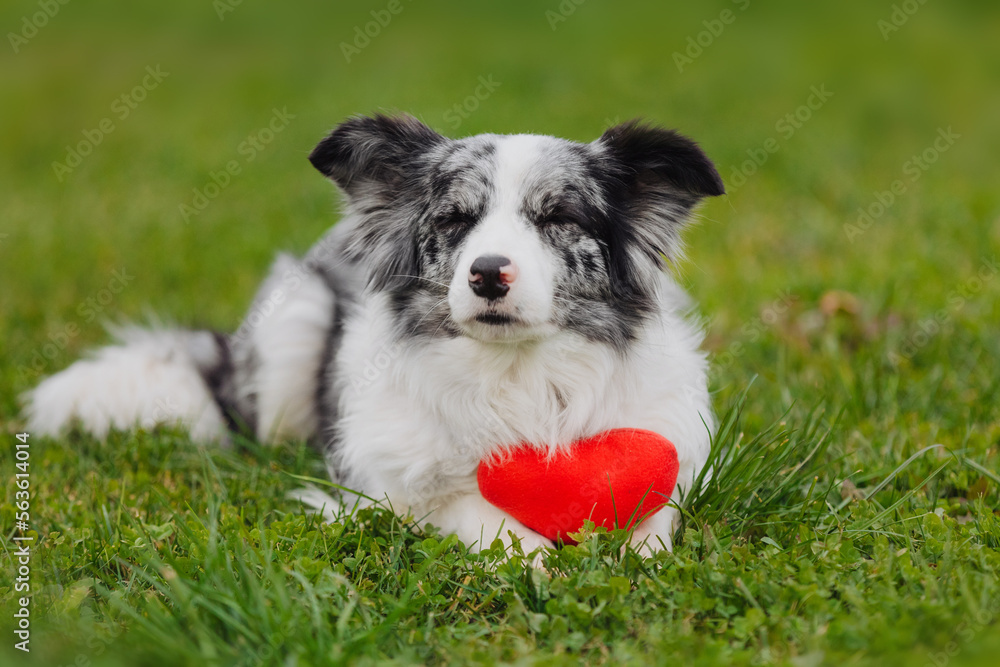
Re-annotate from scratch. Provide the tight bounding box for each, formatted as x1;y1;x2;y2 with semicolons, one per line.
629;536;669;560
626;507;676;559
515;531;555;553
287;486;344;523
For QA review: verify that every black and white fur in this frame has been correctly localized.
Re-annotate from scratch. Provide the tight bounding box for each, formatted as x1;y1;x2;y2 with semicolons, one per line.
25;114;725;556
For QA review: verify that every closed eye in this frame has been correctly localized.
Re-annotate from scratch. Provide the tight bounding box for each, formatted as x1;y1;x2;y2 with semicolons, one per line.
537;208;582;227
433;208;477;228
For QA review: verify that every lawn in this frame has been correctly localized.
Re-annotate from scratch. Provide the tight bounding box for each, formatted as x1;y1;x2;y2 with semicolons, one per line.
2;0;1000;665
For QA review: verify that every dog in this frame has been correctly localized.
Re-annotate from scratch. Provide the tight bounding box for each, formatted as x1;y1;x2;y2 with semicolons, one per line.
25;114;724;556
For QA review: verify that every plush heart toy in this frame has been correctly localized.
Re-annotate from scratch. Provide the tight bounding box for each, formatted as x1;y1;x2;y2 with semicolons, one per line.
477;428;679;544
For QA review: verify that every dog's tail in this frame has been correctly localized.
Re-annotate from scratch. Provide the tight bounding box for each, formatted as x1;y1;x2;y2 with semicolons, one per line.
23;326;240;443
23;253;342;444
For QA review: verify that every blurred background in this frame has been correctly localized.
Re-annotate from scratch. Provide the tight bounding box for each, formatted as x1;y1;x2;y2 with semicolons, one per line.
1;0;998;427
2;3;1000;664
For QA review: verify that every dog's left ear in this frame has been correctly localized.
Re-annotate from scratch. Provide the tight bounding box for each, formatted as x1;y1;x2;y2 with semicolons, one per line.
597;120;724;199
595;120;724;262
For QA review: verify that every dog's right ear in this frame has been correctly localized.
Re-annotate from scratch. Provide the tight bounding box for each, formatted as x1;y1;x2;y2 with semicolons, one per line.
309;114;445;292
309;114;446;198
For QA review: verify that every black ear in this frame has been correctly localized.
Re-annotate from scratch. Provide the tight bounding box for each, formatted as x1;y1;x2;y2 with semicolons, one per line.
593;120;724;268
598;120;724;199
309;113;446;196
309;114;444;294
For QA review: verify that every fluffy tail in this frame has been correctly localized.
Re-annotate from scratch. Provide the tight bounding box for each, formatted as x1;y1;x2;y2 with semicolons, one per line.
24;253;341;444
23;327;234;443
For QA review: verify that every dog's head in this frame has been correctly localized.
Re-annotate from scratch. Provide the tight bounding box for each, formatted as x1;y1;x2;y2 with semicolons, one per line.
309;114;723;349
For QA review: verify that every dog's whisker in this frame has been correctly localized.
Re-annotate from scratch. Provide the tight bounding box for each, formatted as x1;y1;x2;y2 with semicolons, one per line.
412;296;451;328
387;274;452;290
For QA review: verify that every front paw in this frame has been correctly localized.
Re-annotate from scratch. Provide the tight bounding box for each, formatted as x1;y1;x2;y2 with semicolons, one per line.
630;534;671;559
627;507;676;558
512;530;554;553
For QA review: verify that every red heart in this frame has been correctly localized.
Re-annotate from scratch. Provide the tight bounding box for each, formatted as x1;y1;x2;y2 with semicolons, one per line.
477;429;679;544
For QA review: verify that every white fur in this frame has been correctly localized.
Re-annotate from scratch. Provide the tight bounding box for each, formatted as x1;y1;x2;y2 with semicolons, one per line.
242;254;335;442
448;140;559;342
24;328;228;442
288;487;347;523
334;274;712;553
332;136;713;554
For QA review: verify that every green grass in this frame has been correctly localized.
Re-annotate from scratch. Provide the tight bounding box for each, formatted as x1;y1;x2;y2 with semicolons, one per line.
2;0;1000;664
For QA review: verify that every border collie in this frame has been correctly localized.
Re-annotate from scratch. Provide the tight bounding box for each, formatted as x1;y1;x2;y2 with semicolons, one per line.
25;114;724;556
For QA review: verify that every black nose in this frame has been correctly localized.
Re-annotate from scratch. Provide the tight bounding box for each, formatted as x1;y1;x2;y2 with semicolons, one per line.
469;255;511;300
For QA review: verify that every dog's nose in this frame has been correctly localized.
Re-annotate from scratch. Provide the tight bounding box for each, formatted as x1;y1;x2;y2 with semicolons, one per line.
468;255;516;300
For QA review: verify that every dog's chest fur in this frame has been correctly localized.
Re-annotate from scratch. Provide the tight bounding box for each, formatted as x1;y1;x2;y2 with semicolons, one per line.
331;285;710;511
